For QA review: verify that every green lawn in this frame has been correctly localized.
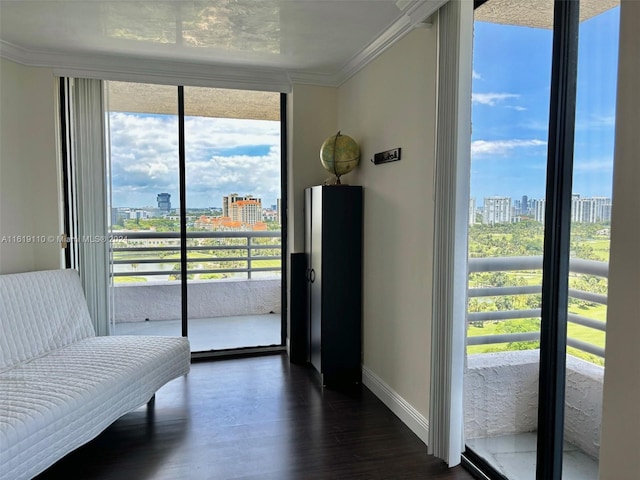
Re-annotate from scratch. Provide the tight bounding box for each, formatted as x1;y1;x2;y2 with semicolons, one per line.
582;239;611;262
251;259;281;268
113;276;147;283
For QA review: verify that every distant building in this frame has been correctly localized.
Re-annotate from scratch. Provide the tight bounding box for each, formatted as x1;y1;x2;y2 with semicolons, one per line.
129;210;148;220
513;199;522;216
532;198;546;224
222;193;238;218
157;193;171;212
482;196;511;225
222;194;263;224
231;199;263;224
571;194;612;223
592;196;612;223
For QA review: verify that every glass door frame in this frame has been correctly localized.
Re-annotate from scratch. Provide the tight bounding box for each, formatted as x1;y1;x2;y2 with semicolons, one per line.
176;87;289;357
464;1;581;479
61;82;289;358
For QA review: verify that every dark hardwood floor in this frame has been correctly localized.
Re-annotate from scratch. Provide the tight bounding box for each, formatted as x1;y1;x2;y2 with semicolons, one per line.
36;353;474;480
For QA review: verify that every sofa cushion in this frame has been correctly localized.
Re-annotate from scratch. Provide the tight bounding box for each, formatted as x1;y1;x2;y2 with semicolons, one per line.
0;269;95;373
0;334;190;480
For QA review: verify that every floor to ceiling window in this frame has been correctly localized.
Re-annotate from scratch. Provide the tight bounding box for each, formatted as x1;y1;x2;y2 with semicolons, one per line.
105;81;285;355
464;1;618;479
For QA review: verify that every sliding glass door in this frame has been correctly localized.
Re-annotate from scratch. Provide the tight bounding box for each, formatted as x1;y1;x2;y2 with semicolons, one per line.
183;86;283;352
107;82;183;339
106;82;285;354
464;1;618;478
465;2;550;473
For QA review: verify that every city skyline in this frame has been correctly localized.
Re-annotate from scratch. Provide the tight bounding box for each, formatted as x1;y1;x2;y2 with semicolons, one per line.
470;192;612;226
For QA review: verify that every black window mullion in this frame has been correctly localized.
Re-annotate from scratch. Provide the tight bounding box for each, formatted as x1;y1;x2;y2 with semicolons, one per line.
59;78;73;269
178;86;188;338
536;1;580;479
280;92;288;347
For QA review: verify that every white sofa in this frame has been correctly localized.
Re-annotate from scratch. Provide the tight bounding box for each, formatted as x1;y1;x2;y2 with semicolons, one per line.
0;269;191;480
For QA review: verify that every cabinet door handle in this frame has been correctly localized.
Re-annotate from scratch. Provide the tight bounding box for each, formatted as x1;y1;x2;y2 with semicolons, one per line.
309;268;316;283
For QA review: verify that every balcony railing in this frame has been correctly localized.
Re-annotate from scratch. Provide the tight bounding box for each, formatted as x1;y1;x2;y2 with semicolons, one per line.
110;230;282;280
467;255;608;361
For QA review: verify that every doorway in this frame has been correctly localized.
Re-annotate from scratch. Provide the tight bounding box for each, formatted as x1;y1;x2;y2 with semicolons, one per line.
464;1;618;478
104;82;286;355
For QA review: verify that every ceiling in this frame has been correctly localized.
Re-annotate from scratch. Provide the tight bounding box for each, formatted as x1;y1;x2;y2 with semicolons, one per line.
0;0;619;91
475;0;619;29
0;0;446;90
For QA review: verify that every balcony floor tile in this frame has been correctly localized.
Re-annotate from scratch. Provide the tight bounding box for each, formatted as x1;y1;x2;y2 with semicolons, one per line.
467;432;598;480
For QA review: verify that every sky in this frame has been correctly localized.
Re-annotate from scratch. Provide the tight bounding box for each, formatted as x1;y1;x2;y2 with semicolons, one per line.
108;113;281;208
471;5;619;205
108;5;620;210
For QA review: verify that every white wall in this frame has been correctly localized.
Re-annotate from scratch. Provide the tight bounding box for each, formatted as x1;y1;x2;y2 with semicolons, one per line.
0;58;61;274
337;27;438;421
598;1;640;478
286;84;338;255
285;84;338;351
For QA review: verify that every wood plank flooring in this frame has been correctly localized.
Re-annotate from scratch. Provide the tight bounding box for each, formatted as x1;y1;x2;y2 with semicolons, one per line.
35;354;474;480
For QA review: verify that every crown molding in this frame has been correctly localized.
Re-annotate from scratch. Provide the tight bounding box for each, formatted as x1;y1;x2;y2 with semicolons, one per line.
0;39;292;93
0;0;445;90
337;0;446;85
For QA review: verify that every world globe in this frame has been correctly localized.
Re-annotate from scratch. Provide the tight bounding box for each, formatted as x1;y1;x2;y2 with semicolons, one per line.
320;131;360;184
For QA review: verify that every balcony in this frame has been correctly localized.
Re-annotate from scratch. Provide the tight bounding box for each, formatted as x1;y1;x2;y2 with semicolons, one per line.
465;256;606;479
109;230;282;351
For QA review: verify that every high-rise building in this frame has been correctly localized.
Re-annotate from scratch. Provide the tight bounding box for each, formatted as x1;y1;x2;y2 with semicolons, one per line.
223;193;263;225
592;196;612;223
222;193;238;218
521;195;529;215
571;194;584;222
223;194;262;220
157;193;171;212
571;194;612;223
231;199;263;224
532;198;546;224
482;196;511;225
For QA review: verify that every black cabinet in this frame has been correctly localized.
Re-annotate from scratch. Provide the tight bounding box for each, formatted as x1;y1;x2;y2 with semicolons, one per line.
304;185;363;387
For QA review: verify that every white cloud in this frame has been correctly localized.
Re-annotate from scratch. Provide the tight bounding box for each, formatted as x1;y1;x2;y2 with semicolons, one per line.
471;139;547;157
472;92;520;106
473;70;482;80
108;112;281;207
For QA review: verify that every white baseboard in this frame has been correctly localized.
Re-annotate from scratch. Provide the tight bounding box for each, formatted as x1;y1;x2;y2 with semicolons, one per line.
362;365;430;445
